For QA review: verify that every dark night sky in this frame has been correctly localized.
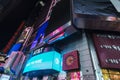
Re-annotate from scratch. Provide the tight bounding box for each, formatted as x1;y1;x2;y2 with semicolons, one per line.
0;0;37;50
0;0;70;50
0;16;21;50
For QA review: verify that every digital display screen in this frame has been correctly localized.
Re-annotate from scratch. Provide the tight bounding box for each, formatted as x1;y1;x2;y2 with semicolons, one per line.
23;51;61;73
7;43;22;55
30;21;49;49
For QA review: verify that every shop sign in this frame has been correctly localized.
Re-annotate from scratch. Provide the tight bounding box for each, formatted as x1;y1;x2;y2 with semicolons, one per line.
93;33;120;69
62;50;80;71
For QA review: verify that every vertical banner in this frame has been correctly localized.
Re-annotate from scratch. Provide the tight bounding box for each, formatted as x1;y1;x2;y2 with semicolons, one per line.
4;51;18;69
11;51;23;74
17;27;33;43
16;54;26;76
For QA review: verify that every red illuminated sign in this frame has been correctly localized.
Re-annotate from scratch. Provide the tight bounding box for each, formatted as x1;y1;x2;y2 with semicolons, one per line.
93;33;120;69
63;50;80;71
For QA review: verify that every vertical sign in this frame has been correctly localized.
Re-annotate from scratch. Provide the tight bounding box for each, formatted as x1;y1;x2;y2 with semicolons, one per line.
17;27;32;43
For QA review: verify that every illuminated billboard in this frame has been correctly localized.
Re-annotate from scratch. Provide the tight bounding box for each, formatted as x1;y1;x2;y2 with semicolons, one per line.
30;21;49;49
23;51;61;74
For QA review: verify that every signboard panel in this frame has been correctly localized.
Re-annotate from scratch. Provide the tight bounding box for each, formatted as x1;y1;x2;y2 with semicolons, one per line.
17;27;32;43
93;33;120;69
23;51;61;73
62;50;80;71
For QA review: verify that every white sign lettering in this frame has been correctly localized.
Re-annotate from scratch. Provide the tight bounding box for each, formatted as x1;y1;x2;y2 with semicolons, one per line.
100;45;120;51
97;34;120;39
105;59;120;64
55;58;59;64
33;47;44;55
26;59;42;67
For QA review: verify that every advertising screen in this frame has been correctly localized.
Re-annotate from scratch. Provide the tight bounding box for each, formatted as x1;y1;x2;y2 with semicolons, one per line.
30;21;49;49
23;51;61;73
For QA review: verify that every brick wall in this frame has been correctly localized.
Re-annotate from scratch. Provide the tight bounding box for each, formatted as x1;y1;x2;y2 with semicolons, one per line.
56;32;96;80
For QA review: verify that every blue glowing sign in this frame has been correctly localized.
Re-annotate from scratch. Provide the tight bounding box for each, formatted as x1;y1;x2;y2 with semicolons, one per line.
30;21;49;49
23;51;61;73
7;43;22;55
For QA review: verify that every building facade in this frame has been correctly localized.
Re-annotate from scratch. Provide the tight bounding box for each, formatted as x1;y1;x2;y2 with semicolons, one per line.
1;0;120;80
